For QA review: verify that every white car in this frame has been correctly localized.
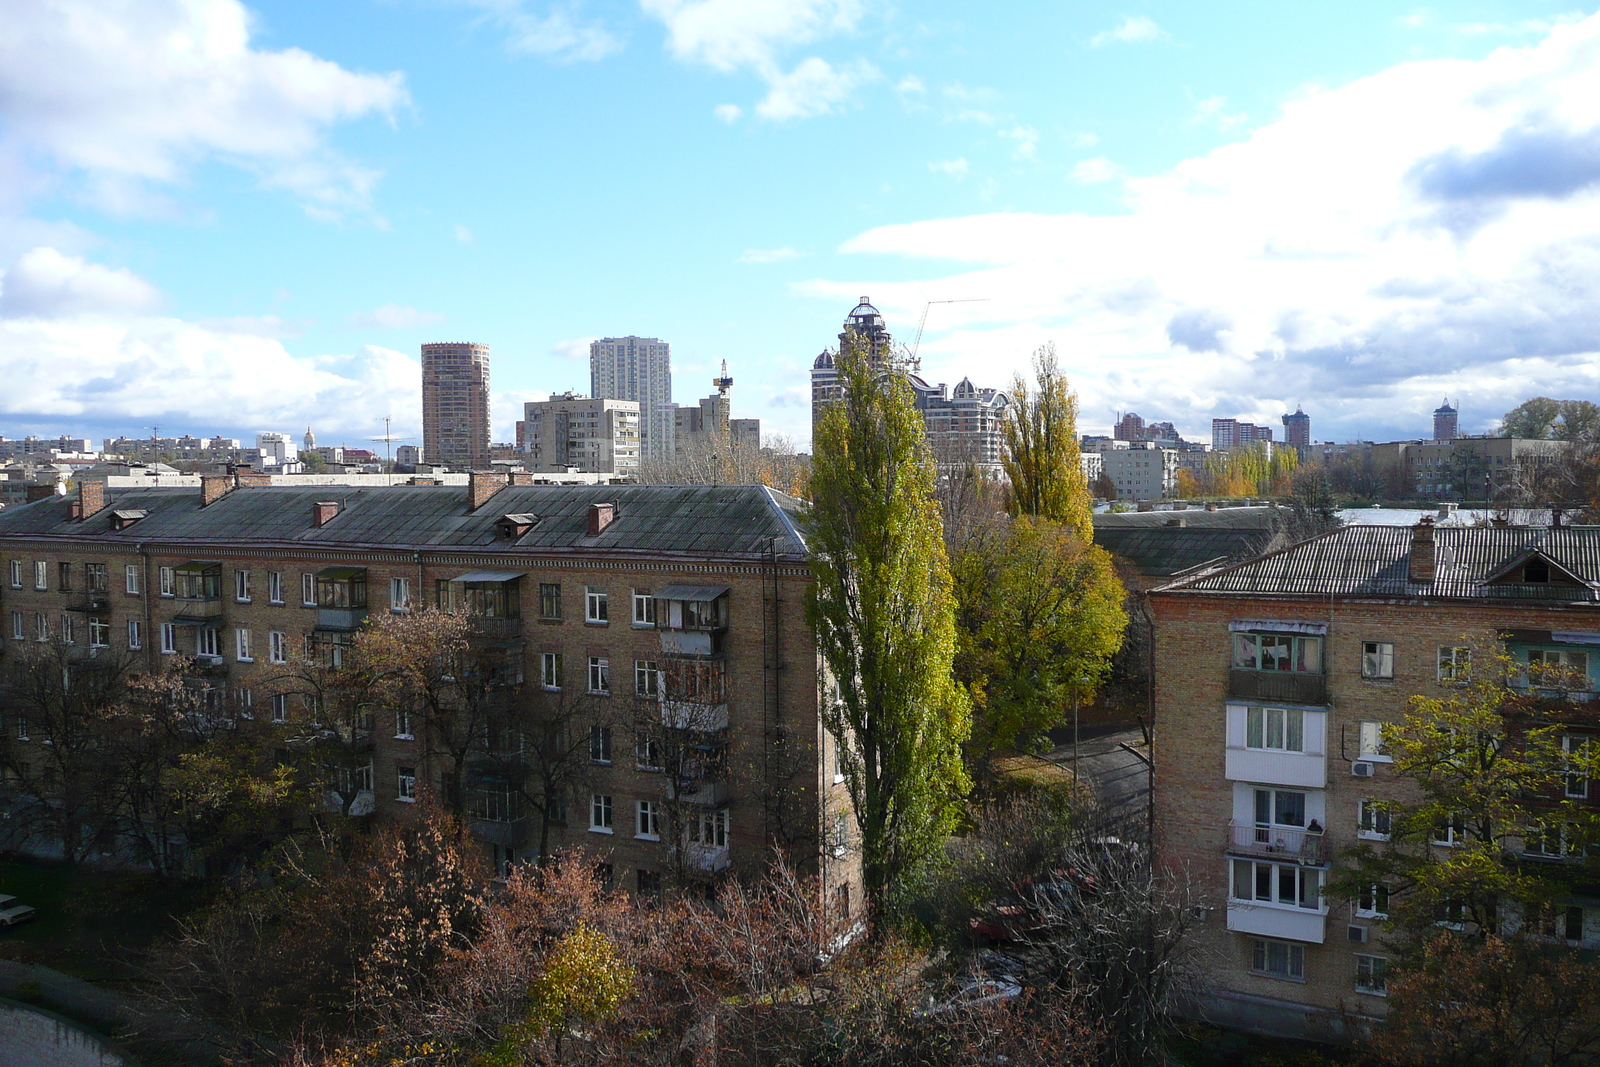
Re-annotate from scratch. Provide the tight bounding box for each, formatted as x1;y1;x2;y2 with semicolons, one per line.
0;903;36;928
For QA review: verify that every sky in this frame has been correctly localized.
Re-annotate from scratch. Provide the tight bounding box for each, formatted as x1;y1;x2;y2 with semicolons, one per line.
2;1;1600;452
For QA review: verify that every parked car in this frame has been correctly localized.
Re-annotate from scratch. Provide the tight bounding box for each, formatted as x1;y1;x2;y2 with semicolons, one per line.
0;902;36;928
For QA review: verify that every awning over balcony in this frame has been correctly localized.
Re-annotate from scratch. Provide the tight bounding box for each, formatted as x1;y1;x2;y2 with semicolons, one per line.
1229;619;1327;635
176;560;221;573
316;565;367;580
451;570;527;583
656;585;729;602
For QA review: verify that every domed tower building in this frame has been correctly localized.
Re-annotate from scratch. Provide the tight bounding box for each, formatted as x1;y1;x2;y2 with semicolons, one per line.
810;296;894;432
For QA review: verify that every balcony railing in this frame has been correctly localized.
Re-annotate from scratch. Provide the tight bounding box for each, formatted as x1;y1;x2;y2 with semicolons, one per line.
1228;669;1327;705
1226;821;1327;865
316;606;368;632
467;616;523;642
684;843;730;872
666;778;729;806
172;598;224;622
660;700;729;731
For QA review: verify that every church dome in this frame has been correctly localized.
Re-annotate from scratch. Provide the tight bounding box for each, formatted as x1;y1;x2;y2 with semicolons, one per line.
813;349;835;369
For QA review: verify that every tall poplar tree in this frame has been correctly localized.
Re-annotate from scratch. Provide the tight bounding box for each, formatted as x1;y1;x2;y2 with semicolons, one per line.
807;344;972;924
1001;342;1093;541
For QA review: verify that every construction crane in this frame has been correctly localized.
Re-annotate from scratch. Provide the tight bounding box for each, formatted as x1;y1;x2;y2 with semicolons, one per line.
910;298;988;367
713;359;733;397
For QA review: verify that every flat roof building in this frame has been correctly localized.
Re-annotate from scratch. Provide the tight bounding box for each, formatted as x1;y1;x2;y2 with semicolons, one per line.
422;342;492;470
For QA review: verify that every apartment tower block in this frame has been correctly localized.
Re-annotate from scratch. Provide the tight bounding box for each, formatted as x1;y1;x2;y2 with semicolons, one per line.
422;342;492;470
592;337;673;462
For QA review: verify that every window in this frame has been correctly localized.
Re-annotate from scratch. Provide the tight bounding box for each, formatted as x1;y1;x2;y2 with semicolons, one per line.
159;566;174;596
632;589;656;626
272;694;289;724
547;791;567;824
1357;884;1389;919
586;586;608;623
636;800;661;839
1564;906;1586;943
637;869;662;897
588;656;610;695
1563;736;1591;799
1251;939;1305;980
57;562;71;592
86;563;107;593
1528;648;1589;687
635;659;659;698
1433;814;1464;846
1354;955;1388;996
1361;641;1394;679
832;812;850;859
7;560;19;588
397;766;417;802
15;716;29;742
235;569;251;602
1253;788;1306;829
1524;820;1578;859
1231;859;1320;910
34;613;48;642
390;577;411;612
539;583;562;619
1245;706;1304;752
302;573;315;606
395;708;413;739
235;628;252;661
590;793;614;833
269;631;287;664
540;652;563;690
267;571;283;604
1438;646;1471;683
127;619;142;649
160;623;176;654
1358;799;1391;840
60;614;74;644
88;617;109;648
636;733;663;771
434;579;451;610
125;564;140;595
695;808;729;848
590;725;612;763
1358;721;1391;761
10;611;22;641
196;627;219;658
34;561;47;591
1233;632;1322;673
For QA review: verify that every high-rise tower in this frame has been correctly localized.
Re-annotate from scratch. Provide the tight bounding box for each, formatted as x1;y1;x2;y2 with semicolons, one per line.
1281;406;1311;451
421;342;492;469
591;336;673;461
1433;399;1459;441
811;296;894;429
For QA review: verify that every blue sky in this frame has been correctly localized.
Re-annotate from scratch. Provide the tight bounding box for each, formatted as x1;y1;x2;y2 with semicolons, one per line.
2;1;1599;452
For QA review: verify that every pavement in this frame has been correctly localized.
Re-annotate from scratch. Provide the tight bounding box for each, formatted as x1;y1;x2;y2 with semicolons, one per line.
1041;722;1152;838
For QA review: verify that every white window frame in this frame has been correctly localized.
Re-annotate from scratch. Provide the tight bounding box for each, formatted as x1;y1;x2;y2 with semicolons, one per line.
272;694;289;724
7;560;19;588
390;576;411;612
1357;799;1391;841
124;564;140;595
394;708;413;740
636;799;661;840
1433;814;1465;847
159;566;174;597
540;652;562;690
1361;641;1394;679
34;613;47;642
1438;645;1471;684
235;628;252;662
1251;939;1306;981
632;589;656;627
60;614;74;645
1358;721;1393;762
1563;735;1590;799
1231;858;1321;910
127;619;142;650
33;561;47;591
160;622;176;654
1356;883;1389;919
635;659;659;698
1354;954;1388;996
585;586;608;624
269;631;287;664
636;732;662;771
10;611;23;641
397;766;417;802
235;569;251;602
268;571;284;605
196;627;219;658
88;617;110;649
588;656;610;695
590;724;612;764
589;793;614;833
302;573;315;606
696;808;729;848
1245;706;1304;753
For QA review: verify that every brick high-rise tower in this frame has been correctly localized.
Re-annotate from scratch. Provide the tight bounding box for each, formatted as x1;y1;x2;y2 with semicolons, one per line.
421;342;491;469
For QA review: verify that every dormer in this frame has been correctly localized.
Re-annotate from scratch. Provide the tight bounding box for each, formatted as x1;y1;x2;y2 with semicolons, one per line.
495;512;540;539
1482;547;1588;588
109;509;148;531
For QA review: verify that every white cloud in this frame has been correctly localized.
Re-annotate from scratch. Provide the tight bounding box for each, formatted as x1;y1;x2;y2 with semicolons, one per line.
458;1;622;61
454;224;474;243
756;56;878;121
714;103;744;123
807;14;1600;442
493;388;552;442
896;74;925;94
552;337;595;361
929;158;970;180
349;304;446;329
1091;15;1167;47
1000;124;1039;160
1192;94;1248;129
739;246;802;263
0;247;163;319
641;0;872;121
0;0;408;218
1069;157;1123;183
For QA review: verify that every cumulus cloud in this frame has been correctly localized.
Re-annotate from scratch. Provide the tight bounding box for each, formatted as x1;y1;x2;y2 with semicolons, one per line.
1070;157;1123;183
929;158;970;180
1192;94;1247;129
455;0;622;62
714;103;743;123
739;246;802;263
0;0;408;218
493;388;552;442
1091;15;1167;47
1000;124;1040;160
641;0;873;120
806;14;1600;442
348;304;446;329
0;247;163;318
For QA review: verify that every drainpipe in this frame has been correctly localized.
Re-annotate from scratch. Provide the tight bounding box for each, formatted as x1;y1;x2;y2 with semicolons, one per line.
139;543;155;673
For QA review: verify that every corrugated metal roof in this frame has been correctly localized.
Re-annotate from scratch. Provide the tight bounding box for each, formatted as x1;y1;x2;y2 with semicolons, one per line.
1095;526;1281;578
1094;506;1282;530
656;584;730;602
0;483;810;561
1159;524;1600;602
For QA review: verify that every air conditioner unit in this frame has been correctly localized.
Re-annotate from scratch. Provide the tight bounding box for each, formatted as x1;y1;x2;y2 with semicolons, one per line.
1348;925;1369;943
1352;761;1375;777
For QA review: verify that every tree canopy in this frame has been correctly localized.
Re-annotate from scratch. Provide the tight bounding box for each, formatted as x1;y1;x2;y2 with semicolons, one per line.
1001;343;1092;542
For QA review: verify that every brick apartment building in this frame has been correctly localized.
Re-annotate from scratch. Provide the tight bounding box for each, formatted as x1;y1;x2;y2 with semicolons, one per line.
1149;519;1600;1039
0;475;860;908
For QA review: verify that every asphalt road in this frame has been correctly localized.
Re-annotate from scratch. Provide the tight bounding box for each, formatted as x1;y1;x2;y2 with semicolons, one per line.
1041;723;1152;838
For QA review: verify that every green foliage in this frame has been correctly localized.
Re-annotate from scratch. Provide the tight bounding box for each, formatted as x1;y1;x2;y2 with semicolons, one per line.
1200;441;1298;497
1001;343;1093;541
483;922;636;1066
807;342;972;924
1501;396;1600;442
951;516;1125;779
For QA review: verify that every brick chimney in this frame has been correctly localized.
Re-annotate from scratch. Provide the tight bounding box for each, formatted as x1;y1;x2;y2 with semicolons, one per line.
71;480;107;521
234;466;272;488
588;501;616;536
508;470;534;485
312;501;342;527
201;474;233;507
1408;517;1437;584
469;470;508;509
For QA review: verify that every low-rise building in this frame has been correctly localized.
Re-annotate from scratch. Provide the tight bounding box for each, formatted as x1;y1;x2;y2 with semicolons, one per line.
1102;442;1179;501
1370;436;1566;498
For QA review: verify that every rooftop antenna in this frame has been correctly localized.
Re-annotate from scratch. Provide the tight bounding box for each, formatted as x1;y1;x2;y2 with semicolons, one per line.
910;298;988;369
366;417;417;466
